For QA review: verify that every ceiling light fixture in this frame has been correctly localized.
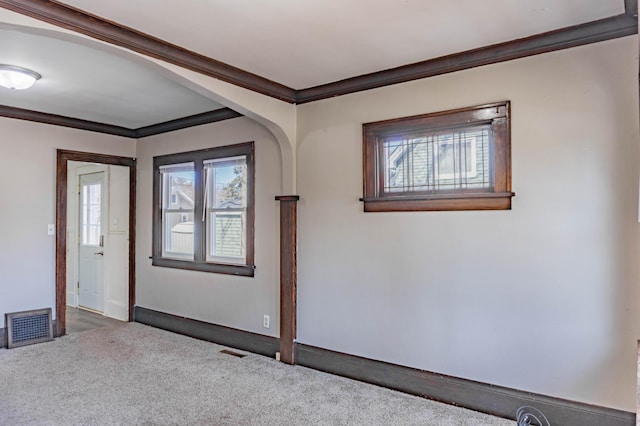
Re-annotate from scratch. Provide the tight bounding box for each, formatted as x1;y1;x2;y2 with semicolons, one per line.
0;64;41;90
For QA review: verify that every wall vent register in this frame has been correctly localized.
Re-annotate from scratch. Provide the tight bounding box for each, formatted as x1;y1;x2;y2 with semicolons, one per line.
5;308;54;349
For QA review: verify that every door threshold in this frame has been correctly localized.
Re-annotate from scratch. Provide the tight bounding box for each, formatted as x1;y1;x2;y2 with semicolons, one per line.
78;306;103;315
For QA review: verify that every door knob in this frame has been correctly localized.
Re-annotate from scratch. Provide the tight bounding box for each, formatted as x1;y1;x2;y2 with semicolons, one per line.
94;251;104;256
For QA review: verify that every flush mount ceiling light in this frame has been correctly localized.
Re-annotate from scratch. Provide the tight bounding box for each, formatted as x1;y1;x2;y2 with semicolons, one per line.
0;64;41;90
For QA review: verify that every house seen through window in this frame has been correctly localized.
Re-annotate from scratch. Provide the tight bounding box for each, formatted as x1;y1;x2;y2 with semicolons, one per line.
362;101;514;212
153;142;255;276
384;126;490;193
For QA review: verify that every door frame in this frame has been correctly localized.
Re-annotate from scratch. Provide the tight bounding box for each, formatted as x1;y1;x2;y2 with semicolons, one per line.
56;149;136;336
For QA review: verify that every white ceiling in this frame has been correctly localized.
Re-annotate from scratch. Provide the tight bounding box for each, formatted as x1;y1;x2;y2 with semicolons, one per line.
0;0;627;129
57;0;624;89
0;22;224;128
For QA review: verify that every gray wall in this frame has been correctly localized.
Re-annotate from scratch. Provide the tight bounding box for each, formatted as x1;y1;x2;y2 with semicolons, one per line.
0;118;135;328
2;33;638;416
295;36;640;411
135;117;282;336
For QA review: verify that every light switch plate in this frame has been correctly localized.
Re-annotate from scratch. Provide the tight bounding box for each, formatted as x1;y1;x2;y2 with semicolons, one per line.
47;224;55;235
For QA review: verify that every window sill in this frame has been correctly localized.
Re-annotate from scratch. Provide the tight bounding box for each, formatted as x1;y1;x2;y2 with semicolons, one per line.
151;257;255;277
360;192;515;212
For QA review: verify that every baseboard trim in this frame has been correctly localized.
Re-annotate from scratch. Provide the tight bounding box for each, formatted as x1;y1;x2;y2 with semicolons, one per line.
130;307;634;425
296;344;634;426
134;306;279;357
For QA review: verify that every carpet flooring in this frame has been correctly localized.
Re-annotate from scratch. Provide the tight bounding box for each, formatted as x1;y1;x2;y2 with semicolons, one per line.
0;323;515;425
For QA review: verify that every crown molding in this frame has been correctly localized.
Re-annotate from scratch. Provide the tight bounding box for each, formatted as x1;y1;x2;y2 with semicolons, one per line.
0;0;636;107
0;104;134;136
134;108;242;138
0;105;241;138
296;12;638;103
0;0;296;102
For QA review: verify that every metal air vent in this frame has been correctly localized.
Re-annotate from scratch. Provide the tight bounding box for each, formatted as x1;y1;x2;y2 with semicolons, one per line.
5;308;54;349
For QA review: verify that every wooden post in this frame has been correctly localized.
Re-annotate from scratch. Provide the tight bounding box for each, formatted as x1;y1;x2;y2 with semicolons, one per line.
275;195;299;365
55;151;68;337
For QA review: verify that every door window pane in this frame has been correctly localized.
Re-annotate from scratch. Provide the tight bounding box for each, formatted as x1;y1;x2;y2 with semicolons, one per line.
81;182;101;246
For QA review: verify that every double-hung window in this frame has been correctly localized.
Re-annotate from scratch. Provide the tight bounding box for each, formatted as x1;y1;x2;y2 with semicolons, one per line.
152;142;255;276
362;102;514;212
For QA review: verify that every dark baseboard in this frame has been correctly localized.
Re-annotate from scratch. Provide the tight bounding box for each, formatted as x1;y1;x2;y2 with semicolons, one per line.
296;344;635;426
131;306;634;425
134;306;278;357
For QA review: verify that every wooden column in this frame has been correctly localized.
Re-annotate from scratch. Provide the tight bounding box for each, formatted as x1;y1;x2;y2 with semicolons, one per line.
275;195;299;365
55;151;68;337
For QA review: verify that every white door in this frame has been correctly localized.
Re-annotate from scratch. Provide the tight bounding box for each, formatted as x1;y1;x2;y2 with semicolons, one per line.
78;172;105;312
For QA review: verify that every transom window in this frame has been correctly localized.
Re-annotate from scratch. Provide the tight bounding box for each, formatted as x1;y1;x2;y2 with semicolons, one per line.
152;142;255;276
362;102;514;212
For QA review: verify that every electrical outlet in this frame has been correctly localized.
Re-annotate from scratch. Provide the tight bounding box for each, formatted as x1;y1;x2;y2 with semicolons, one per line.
263;315;270;329
47;224;55;236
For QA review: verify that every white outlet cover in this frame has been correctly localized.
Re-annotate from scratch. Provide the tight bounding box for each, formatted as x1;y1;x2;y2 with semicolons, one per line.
47;224;55;235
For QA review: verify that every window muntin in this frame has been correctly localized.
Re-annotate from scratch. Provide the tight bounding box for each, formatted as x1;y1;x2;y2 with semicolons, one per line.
383;126;490;194
152;142;255;276
363;102;513;212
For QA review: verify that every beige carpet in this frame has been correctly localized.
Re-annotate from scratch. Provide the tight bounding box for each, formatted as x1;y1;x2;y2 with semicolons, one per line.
0;323;514;425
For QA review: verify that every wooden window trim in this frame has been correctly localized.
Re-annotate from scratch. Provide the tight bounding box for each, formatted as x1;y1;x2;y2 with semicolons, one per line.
152;142;255;277
362;102;514;212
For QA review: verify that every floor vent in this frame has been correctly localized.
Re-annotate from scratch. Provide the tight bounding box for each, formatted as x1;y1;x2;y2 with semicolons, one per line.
5;308;54;349
220;349;246;358
516;406;550;426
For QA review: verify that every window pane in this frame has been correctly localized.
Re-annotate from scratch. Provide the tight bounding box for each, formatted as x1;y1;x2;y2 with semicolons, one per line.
206;158;247;209
81;182;101;246
205;157;247;263
163;212;195;258
383;126;490;193
208;212;245;261
162;165;195;210
161;163;195;259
